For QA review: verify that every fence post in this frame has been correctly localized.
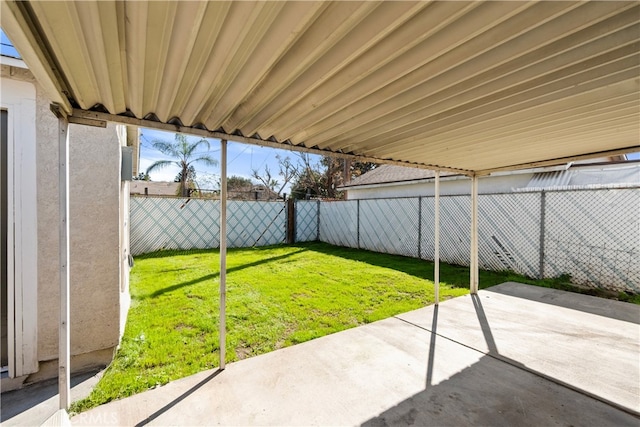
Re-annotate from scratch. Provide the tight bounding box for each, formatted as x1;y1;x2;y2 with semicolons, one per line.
417;197;422;259
287;198;295;244
316;200;320;241
357;199;360;249
539;191;546;279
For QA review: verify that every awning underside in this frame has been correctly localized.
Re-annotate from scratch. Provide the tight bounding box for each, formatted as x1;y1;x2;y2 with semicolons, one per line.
2;1;639;174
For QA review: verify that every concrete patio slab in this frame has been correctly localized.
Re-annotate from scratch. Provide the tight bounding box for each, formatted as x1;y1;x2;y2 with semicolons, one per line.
396;282;640;414
1;370;102;426
68;282;639;426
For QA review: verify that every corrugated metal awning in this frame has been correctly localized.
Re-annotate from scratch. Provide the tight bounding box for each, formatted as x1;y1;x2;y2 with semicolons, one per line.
2;1;638;174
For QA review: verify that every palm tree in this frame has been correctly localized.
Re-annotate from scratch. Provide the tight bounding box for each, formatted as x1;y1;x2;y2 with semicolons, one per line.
145;134;218;197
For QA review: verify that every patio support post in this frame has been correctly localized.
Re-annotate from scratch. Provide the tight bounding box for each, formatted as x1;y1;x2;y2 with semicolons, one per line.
434;171;440;305
58;115;71;410
470;174;479;294
219;139;227;370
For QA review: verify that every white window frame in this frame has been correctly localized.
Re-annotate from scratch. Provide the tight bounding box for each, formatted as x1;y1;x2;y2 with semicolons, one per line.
1;76;38;378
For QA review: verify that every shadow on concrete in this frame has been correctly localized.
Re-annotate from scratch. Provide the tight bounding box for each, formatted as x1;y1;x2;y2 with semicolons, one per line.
133;369;223;427
0;370;98;423
468;293;636;415
425;305;437;387
368;294;639;426
361;352;638;427
471;293;498;354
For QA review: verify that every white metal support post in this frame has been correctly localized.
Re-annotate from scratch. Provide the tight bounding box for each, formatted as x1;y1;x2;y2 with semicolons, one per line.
434;171;440;305
470;174;479;294
219;139;227;370
58;115;71;409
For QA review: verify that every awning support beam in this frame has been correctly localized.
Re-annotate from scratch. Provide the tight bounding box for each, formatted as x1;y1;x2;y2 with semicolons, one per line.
219;139;227;370
434;171;440;305
57;113;71;410
68;109;471;175
470;175;479;294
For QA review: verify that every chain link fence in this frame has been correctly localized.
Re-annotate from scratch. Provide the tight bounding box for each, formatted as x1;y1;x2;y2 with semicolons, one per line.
543;188;639;292
130;188;639;293
130;196;286;255
421;195;472;267
318;201;358;248
130;197;220;254
314;188;639;293
359;198;420;257
295;200;319;242
478;193;542;278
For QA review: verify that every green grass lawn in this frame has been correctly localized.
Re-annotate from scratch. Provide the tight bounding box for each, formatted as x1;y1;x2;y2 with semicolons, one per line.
70;242;587;413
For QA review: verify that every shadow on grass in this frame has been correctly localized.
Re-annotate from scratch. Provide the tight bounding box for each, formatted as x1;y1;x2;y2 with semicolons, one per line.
135;241;565;300
135;247;222;260
295;241;540;290
138;248;308;299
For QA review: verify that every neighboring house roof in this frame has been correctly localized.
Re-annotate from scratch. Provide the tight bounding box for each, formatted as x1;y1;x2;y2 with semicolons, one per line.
342;165;457;188
229;184;279;200
130;181;179;196
522;162;640;191
343;160;640;191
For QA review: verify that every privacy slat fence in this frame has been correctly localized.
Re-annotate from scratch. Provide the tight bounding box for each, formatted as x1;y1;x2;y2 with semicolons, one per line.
295;200;319;243
130;197;285;254
131;187;639;293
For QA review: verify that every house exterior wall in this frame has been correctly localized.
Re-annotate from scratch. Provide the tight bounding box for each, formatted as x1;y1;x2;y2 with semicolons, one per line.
0;65;38;382
345;173;534;199
1;64;129;388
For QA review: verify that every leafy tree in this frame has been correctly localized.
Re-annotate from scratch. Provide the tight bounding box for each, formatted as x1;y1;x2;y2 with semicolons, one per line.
290;154;376;199
132;172;150;181
290;162;322;199
251;154;297;199
227;175;253;191
145;134;218;197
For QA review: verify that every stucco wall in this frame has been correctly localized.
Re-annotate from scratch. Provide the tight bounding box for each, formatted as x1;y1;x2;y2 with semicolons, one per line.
37;108;122;363
346;173;534;200
2;64;127;383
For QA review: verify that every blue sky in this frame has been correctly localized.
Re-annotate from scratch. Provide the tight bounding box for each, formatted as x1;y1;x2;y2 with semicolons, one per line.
0;29;21;58
140;127;640;191
139;128;316;193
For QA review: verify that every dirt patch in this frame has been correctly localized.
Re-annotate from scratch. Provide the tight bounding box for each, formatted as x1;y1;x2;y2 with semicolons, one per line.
175;323;195;332
235;346;252;360
275;324;297;349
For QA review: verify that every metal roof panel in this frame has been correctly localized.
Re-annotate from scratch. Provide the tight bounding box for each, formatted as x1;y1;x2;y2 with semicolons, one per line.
2;0;638;174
